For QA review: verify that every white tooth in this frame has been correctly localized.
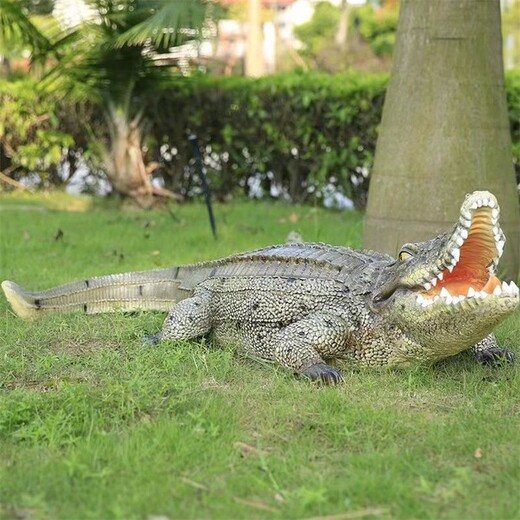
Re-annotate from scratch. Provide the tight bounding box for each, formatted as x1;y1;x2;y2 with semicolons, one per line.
431;278;437;287
476;291;486;299
446;295;454;305
460;229;468;239
512;282;519;296
438;272;444;281
497;241;504;256
488;199;496;208
433;295;440;303
502;281;509;293
492;208;499;220
493;285;502;296
470;201;478;209
417;294;425;304
440;287;450;298
447;265;455;273
424;282;432;291
455;236;464;247
452;248;460;263
422;300;430;308
467;287;476;298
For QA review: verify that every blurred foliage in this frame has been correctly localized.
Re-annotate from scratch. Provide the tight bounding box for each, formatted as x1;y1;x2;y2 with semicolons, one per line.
43;0;210;105
0;0;216;204
1;70;520;205
355;3;398;58
293;0;398;73
294;2;342;66
502;0;520;69
26;0;54;15
507;69;520;186
0;0;53;64
151;72;387;207
0;79;74;187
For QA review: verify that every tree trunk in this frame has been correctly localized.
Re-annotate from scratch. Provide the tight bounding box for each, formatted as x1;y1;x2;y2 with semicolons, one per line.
103;103;180;208
245;0;264;77
364;0;520;278
335;0;349;50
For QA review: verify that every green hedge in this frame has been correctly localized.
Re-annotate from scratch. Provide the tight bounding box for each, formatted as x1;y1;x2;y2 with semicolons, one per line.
0;80;74;187
151;73;386;205
507;70;520;186
1;71;520;205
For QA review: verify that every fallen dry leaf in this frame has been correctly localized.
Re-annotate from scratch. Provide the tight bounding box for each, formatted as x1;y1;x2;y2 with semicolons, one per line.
233;496;279;513
304;507;389;520
274;493;285;505
179;476;208;491
233;441;270;457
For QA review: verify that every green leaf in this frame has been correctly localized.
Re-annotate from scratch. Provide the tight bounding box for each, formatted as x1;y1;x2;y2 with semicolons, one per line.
114;0;207;49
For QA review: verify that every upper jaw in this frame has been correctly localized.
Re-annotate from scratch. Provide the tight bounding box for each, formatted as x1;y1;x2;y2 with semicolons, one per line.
415;191;519;308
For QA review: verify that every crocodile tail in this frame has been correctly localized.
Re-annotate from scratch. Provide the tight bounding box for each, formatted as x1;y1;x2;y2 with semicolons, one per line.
1;266;201;319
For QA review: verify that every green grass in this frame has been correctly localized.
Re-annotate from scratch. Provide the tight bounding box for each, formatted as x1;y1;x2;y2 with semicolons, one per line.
0;192;519;520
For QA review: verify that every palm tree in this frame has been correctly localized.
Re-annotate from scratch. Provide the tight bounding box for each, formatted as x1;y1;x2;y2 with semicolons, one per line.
45;0;211;206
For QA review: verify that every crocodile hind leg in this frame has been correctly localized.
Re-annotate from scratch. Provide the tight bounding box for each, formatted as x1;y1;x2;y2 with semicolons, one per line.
270;312;351;385
471;333;515;366
146;290;212;345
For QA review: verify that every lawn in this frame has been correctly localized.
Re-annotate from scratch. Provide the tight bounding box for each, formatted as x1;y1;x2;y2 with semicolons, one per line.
0;192;519;520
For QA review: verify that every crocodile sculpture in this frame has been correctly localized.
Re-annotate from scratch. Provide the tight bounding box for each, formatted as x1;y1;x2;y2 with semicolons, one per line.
2;191;519;384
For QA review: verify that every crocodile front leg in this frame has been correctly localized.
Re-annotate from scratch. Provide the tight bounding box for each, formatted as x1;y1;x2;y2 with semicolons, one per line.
147;289;212;344
471;333;515;366
270;312;351;385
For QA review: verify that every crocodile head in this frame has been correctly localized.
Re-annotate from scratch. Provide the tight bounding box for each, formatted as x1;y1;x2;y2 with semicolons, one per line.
373;191;519;361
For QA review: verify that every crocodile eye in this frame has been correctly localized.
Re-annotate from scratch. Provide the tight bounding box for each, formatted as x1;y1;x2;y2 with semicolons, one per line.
399;250;413;262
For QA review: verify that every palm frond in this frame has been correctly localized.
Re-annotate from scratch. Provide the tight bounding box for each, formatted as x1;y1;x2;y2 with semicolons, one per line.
0;0;51;52
41;0;217;112
114;0;207;49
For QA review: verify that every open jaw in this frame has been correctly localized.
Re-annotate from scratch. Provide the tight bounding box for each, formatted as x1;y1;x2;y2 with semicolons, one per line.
416;193;519;308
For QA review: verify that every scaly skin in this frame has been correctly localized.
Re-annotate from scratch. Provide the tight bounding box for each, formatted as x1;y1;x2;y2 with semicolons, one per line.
2;191;519;384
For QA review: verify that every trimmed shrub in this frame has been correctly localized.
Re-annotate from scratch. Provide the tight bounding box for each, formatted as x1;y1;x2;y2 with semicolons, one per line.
1;71;519;205
0;80;74;188
151;72;386;206
506;69;520;188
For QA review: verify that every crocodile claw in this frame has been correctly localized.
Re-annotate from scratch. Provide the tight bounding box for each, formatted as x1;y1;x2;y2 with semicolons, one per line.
302;363;344;385
141;333;161;347
475;347;515;366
